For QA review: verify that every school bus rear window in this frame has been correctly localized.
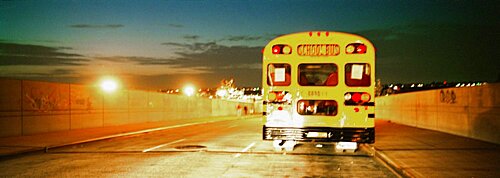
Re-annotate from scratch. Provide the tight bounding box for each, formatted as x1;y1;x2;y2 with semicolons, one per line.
299;63;338;86
297;100;338;116
267;63;291;86
345;63;371;86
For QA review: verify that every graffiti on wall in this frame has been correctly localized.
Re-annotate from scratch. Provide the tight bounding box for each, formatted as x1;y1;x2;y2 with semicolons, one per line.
24;86;69;112
440;89;456;104
70;86;97;112
73;96;94;111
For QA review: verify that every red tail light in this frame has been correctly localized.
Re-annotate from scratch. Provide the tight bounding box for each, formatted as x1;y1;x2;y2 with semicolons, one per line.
271;45;292;54
268;91;289;103
356;44;367;53
344;92;371;105
346;43;367;54
272;45;281;54
352;93;361;102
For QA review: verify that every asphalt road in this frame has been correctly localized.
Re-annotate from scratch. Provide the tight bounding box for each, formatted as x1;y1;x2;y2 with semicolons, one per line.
0;117;398;177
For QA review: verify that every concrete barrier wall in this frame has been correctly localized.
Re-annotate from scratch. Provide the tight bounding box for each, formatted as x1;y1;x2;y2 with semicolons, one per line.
376;83;500;144
0;79;257;137
0;79;22;137
23;81;71;135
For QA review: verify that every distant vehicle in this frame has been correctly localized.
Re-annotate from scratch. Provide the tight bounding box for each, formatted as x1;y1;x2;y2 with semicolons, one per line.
261;31;375;151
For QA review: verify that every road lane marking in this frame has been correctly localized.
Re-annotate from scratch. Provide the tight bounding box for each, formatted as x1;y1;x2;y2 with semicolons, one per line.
234;142;256;158
228;124;238;128
142;139;186;153
46;115;262;151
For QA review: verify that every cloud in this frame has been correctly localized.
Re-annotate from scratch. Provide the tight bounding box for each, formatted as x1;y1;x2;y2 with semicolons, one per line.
161;41;262;70
11;68;77;78
0;42;90;66
162;41;219;53
94;42;263;75
0;66;92;85
96;56;181;66
183;35;200;40
126;56;180;65
50;68;77;75
168;24;184;28
161;42;190;49
219;34;283;43
69;24;124;29
155;41;265;86
58;46;73;50
225;35;263;41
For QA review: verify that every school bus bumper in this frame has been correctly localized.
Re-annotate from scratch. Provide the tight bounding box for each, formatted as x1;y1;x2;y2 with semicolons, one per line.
263;126;375;143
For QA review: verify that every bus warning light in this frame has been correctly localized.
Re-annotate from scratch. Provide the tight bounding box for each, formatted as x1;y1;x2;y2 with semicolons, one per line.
352;93;361;102
272;45;292;54
346;43;367;54
361;93;371;102
282;45;292;54
357;44;367;53
344;93;352;100
346;45;355;54
345;92;371;105
272;45;281;54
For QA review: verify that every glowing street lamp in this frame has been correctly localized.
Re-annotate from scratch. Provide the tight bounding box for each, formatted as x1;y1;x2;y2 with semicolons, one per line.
182;85;195;96
99;77;120;93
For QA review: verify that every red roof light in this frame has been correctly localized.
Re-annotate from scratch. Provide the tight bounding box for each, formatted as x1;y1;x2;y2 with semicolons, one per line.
271;45;292;54
357;44;367;53
346;43;367;54
272;45;281;54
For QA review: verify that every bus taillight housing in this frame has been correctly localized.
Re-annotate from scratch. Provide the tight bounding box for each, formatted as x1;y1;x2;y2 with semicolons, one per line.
344;92;371;105
268;91;290;103
346;43;367;54
271;44;292;54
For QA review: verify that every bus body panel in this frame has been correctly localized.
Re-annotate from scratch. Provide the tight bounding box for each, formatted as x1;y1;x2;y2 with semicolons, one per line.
262;31;375;143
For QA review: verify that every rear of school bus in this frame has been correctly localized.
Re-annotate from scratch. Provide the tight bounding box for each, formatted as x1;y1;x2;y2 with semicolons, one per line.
262;31;375;150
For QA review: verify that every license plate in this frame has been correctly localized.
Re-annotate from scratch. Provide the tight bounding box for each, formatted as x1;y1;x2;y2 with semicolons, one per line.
307;132;328;138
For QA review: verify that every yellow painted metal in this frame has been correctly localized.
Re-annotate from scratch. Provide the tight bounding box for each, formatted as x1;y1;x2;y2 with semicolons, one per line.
262;31;375;128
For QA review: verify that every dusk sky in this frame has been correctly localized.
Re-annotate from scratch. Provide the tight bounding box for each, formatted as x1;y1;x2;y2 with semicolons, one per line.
0;0;498;89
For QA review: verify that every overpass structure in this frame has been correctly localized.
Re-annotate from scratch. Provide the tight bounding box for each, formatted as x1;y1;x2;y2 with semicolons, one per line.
0;79;499;177
1;78;499;145
376;83;500;144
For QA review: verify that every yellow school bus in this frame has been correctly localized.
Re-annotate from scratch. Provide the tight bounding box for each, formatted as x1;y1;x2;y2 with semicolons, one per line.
262;31;375;150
